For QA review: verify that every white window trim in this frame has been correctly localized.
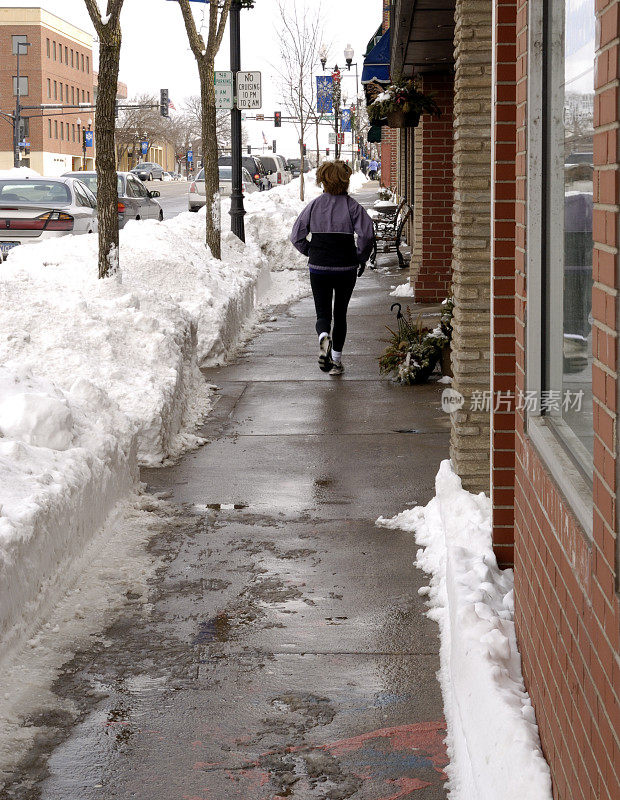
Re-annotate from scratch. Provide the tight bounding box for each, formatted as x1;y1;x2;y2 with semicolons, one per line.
526;0;593;538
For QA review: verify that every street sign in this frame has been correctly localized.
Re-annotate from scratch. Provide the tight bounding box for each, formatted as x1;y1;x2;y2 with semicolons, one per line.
215;71;234;110
187;150;193;163
256;113;265;121
328;131;336;144
236;71;262;109
141;140;149;155
84;130;94;148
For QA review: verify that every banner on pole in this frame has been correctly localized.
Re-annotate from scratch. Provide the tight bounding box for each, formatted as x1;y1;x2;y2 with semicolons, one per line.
316;76;333;113
340;108;352;132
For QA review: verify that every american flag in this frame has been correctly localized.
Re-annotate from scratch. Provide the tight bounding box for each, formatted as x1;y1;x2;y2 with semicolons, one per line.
262;131;268;145
169;98;177;111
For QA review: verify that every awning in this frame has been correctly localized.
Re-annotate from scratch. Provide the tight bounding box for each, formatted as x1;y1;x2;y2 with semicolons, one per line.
368;125;383;143
362;28;390;85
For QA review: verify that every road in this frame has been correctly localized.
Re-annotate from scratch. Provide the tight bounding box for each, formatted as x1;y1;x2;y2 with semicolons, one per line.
150;179;191;220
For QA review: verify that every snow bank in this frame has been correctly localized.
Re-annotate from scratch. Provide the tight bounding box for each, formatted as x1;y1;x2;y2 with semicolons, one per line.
0;367;136;656
377;460;552;800
390;282;415;298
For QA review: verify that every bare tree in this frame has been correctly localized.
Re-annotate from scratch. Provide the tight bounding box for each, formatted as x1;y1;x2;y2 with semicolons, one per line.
83;0;125;279
177;0;231;259
183;95;234;154
115;94;168;168
276;1;324;200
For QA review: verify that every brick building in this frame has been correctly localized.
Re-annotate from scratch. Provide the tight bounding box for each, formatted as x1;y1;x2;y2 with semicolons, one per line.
383;0;619;797
0;7;95;175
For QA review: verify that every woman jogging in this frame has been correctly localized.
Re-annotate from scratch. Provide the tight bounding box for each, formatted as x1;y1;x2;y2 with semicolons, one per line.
290;161;375;376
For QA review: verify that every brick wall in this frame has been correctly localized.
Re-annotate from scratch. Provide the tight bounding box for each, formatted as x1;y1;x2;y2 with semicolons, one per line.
513;0;620;797
450;0;493;493
380;126;397;188
410;72;454;304
491;0;518;565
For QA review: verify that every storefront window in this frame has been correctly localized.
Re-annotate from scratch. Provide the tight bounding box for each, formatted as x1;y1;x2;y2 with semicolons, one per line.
544;0;595;473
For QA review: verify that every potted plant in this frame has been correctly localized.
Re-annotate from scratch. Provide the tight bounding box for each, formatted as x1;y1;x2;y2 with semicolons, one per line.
367;77;441;129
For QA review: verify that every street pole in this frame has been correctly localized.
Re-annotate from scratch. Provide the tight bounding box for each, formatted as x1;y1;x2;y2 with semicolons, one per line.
229;0;245;242
334;82;340;160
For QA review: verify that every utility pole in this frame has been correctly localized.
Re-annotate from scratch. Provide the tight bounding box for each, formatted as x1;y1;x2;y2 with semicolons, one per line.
229;0;245;242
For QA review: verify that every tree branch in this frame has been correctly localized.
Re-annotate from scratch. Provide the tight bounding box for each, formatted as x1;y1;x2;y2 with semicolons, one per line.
178;0;205;59
83;0;105;36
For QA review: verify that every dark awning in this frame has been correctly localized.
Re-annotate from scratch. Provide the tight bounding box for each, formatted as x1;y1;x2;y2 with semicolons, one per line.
362;28;391;85
391;0;455;75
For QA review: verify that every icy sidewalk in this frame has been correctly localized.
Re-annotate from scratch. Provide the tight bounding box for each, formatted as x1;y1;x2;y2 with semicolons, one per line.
0;172;345;656
378;460;553;800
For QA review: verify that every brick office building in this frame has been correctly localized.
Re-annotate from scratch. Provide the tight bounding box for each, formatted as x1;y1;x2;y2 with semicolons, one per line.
386;0;619;797
0;7;95;175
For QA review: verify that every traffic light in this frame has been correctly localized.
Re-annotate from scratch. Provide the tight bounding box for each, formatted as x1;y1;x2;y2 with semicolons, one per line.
160;88;169;117
326;147;330;156
274;111;282;127
247;145;252;154
272;140;277;153
302;143;307;156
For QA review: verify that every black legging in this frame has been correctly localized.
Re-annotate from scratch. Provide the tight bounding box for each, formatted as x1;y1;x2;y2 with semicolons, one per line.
310;270;357;352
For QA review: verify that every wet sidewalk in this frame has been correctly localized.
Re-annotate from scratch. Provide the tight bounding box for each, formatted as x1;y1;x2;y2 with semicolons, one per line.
7;189;452;799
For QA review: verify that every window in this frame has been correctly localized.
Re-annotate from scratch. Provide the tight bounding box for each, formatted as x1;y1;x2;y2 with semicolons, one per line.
65;46;68;64
66;84;69;102
12;35;27;55
87;91;90;103
47;78;51;98
60;121;64;140
72;86;75;104
53;41;56;60
71;49;74;67
48;119;52;137
46;38;50;58
86;56;89;73
54;81;57;100
12;76;28;96
59;83;63;102
526;0;596;532
81;53;84;71
54;120;58;139
72;124;75;142
77;123;81;141
82;89;85;103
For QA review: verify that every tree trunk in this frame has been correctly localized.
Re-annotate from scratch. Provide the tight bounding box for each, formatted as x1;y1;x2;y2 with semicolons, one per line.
299;139;305;202
199;59;221;260
95;32;122;278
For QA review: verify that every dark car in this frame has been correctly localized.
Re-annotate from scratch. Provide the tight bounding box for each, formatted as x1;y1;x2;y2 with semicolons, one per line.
130;162;165;182
62;171;163;227
218;155;271;191
287;158;310;179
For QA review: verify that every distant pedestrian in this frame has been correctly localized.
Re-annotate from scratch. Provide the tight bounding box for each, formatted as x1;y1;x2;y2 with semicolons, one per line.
360;157;369;175
290;160;375;376
368;158;379;180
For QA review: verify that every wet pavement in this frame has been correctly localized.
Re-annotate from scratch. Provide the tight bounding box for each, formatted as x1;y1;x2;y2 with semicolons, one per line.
2;188;451;799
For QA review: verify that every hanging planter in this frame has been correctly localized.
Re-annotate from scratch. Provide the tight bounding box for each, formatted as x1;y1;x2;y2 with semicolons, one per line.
367;77;440;129
386;108;420;128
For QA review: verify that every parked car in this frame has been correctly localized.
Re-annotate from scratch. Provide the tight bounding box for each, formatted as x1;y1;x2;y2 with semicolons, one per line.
188;166;258;211
288;158;310;179
276;154;294;183
162;172;173;182
254;156;273;190
218;155;271;191
0;175;97;258
259;154;291;186
130;162;165;181
62;171;163;227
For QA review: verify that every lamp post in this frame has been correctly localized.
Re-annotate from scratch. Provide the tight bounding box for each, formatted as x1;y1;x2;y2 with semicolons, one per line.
230;0;245;243
13;38;31;168
319;45;360;163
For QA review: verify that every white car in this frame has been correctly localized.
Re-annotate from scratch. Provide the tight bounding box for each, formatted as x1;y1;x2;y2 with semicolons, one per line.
188;166;258;211
260;154;291;186
162;172;173;182
0;175;97;259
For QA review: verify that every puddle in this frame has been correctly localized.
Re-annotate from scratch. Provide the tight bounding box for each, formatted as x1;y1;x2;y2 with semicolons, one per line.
192;613;232;644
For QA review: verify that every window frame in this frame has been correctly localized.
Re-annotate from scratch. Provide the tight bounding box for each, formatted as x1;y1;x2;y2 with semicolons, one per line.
525;0;594;536
12;76;29;97
12;35;27;55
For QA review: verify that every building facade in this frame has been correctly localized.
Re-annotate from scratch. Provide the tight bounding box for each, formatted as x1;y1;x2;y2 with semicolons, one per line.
0;7;95;175
384;0;619;797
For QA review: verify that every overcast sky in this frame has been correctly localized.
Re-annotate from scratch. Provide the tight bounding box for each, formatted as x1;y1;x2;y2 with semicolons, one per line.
9;0;381;157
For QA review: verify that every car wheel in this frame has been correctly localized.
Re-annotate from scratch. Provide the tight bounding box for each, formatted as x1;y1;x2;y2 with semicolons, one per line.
159;174;163;181
189;206;199;212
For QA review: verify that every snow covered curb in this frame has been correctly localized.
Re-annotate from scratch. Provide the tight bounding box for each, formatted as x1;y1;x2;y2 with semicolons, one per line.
377;460;552;800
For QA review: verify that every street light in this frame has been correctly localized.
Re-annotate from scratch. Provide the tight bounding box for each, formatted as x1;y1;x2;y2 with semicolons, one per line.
319;44;328;72
13;37;31;168
344;43;354;69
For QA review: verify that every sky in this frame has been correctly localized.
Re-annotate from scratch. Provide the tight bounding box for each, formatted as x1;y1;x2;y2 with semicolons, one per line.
7;0;381;158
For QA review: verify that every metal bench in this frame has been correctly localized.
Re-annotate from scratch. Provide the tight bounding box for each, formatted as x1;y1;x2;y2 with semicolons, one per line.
370;201;412;269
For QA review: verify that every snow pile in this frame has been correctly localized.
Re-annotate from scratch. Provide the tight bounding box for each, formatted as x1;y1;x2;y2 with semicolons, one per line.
0;366;136;656
390;282;415;297
0;167;40;179
377;460;552;800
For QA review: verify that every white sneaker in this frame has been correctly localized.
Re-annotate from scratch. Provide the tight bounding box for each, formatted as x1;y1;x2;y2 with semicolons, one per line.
329;361;344;376
318;335;332;372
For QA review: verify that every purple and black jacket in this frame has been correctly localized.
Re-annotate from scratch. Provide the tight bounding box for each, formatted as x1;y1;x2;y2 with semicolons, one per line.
290;193;375;273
